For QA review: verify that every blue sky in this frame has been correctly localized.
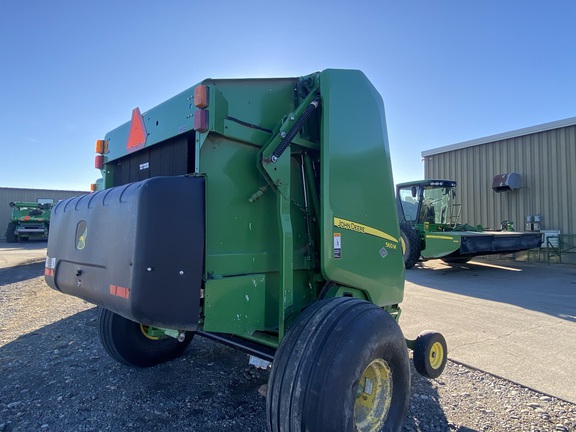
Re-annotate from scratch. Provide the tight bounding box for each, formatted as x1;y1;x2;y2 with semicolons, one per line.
2;1;575;191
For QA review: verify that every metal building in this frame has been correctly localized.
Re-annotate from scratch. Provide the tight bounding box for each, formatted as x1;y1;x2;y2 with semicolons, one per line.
1;187;87;241
422;116;576;238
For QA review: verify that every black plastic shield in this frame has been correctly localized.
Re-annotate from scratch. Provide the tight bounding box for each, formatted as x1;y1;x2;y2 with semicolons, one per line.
45;176;205;331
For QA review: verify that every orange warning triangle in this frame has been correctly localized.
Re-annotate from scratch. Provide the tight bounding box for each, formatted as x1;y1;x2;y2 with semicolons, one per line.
127;107;147;152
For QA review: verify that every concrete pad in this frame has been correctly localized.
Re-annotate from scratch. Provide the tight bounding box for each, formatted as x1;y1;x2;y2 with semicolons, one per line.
400;258;576;403
0;241;47;269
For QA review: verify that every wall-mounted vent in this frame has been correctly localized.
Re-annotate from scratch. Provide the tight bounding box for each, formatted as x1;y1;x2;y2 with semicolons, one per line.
492;173;521;192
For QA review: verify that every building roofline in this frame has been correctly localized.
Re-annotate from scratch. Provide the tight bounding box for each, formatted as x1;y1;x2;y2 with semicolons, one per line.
421;115;576;157
0;187;88;193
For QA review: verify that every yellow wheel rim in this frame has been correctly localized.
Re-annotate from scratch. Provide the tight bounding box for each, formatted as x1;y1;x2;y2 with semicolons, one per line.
354;359;393;432
429;341;444;369
140;324;160;340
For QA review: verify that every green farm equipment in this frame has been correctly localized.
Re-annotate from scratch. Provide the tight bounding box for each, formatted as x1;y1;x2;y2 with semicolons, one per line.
5;201;51;242
45;70;447;431
397;179;543;268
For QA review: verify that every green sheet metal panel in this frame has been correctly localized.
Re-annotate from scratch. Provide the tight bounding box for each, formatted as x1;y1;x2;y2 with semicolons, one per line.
104;87;198;163
319;69;404;306
422;233;461;258
203;274;267;334
102;77;297;164
199;136;309;278
198;77;316;333
202;77;296;144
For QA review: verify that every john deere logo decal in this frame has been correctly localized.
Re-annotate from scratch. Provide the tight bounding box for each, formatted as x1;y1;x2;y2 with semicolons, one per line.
75;221;88;250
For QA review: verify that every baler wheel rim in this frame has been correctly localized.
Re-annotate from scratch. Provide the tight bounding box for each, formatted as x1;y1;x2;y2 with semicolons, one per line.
354;358;393;431
413;330;448;379
266;297;410;431
428;341;444;370
97;307;193;368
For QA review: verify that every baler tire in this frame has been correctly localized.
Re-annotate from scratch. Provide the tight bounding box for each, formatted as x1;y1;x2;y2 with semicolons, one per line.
5;222;18;243
413;331;447;379
97;308;193;368
400;224;421;269
267;297;410;432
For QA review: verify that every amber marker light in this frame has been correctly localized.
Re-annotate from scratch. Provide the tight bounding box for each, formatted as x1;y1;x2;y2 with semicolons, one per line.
95;139;109;154
194;85;208;108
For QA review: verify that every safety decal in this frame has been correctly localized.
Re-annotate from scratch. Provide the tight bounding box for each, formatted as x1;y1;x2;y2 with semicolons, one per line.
364;377;374;395
334;233;342;259
44;256;56;276
45;256;56;269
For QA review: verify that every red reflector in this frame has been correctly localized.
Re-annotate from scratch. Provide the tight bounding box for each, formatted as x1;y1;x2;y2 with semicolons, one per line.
95;155;104;169
194;85;208;108
127;107;147;152
44;268;54;277
194;109;208;132
110;284;130;299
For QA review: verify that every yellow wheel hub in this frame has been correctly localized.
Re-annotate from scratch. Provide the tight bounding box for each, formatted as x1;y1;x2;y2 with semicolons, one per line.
429;341;444;369
354;358;393;431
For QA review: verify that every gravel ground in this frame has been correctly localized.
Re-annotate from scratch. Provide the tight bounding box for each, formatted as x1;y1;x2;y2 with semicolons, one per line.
1;259;575;431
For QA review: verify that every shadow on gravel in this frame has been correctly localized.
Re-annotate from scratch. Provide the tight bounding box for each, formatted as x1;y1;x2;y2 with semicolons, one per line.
406;365;451;431
0;308;450;432
406;260;576;323
0;260;44;286
0;308;269;432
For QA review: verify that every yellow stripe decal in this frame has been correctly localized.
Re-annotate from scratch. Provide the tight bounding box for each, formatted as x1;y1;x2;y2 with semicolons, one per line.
426;234;455;240
334;217;398;243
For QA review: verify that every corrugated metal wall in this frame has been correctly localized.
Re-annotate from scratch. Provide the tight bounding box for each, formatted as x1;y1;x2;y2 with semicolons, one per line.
424;125;576;236
0;188;87;241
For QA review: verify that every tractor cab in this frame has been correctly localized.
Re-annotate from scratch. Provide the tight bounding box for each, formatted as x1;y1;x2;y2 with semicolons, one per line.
396;179;544;269
396;180;460;227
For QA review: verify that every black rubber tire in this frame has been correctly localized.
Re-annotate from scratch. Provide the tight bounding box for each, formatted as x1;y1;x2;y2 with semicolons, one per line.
413;331;448;379
97;308;193;367
5;222;18;243
441;257;471;264
400;223;421;269
267;297;410;432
